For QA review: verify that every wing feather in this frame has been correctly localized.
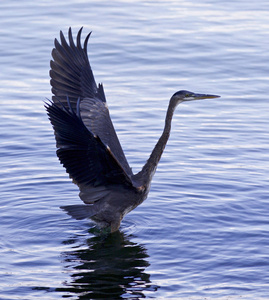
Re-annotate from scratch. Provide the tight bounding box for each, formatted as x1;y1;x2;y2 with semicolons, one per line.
50;27;99;110
45;100;133;191
50;27;132;176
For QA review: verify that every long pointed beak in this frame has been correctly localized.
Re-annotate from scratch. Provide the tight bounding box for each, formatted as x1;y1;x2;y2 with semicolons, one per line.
191;93;220;100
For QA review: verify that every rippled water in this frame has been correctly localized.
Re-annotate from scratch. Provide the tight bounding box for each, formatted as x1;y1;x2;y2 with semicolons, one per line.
1;0;269;299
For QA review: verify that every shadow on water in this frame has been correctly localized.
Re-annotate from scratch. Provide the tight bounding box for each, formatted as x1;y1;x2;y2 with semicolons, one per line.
57;230;158;299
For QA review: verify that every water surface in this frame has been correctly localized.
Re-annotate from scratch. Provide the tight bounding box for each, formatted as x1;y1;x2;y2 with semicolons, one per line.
0;0;269;299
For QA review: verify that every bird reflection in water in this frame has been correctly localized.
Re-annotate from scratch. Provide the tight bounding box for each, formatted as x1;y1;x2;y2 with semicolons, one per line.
57;231;158;299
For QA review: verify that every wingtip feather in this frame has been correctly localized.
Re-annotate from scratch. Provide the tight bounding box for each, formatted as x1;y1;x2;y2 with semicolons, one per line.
84;31;92;53
77;27;83;49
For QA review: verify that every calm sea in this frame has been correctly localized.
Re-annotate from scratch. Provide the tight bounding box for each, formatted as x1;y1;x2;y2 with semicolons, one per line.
0;0;269;299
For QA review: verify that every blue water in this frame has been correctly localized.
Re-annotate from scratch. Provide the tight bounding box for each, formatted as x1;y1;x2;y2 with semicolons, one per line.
1;0;269;299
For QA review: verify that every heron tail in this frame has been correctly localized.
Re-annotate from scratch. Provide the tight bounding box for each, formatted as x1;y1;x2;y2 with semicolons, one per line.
60;204;97;220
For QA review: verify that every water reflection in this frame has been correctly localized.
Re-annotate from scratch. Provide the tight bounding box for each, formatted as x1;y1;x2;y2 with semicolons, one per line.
58;230;157;299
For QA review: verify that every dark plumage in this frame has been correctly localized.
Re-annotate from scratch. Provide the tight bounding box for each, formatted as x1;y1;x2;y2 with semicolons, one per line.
46;27;220;232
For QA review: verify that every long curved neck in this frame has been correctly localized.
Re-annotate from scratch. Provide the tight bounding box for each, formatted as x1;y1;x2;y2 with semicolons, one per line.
137;99;179;185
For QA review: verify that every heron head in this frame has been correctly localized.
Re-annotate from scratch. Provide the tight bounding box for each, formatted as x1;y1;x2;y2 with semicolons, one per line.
170;90;220;106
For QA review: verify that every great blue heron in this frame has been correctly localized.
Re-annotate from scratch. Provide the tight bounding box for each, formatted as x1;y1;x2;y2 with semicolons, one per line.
46;28;220;232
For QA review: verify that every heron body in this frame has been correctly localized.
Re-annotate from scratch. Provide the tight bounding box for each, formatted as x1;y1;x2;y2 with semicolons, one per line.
46;28;219;232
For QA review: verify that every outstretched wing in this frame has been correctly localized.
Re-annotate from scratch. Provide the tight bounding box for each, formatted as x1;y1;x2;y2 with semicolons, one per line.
50;27;102;107
45;99;134;203
50;27;132;176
